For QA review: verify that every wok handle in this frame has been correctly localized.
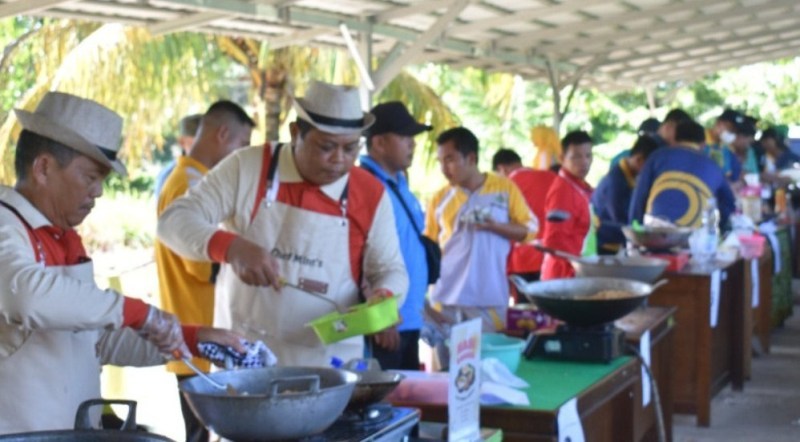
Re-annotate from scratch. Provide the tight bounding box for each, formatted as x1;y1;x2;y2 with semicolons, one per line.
74;399;137;431
269;375;321;397
650;279;669;291
532;242;582;261
508;275;537;304
508;274;528;292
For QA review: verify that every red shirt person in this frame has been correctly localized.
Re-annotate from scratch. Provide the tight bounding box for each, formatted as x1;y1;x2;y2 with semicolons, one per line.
541;131;596;280
492;148;557;284
0;92;242;433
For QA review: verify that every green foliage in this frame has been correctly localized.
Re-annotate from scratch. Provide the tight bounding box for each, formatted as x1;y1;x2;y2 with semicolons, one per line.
2;17;800;240
409;64;547;168
78;192;155;252
687;80;725;113
0;20;238;183
103;173;155;198
377;70;459;168
0;17;40;119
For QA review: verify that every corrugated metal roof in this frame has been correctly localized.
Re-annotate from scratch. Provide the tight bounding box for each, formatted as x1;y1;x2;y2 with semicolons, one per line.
5;0;799;92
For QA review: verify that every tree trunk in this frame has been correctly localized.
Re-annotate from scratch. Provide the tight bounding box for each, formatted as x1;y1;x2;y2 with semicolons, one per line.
262;67;286;142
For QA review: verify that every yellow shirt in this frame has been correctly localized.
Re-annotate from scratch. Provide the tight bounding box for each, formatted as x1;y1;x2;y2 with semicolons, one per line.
424;173;538;307
424;173;538;246
155;156;214;374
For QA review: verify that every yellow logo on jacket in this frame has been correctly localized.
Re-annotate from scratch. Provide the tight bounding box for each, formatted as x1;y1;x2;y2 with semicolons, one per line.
646;171;712;227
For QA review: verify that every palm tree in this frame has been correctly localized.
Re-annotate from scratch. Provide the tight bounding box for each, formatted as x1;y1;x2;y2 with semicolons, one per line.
0;19;237;183
0;18;458;183
215;38;364;141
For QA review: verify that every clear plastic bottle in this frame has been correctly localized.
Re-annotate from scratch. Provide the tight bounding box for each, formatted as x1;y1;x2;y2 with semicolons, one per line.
702;197;720;258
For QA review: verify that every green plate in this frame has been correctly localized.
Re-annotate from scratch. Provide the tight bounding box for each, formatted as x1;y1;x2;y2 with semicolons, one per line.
306;296;399;345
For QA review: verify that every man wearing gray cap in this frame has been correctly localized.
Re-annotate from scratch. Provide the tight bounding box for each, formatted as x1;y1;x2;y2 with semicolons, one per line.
360;101;433;370
0;92;242;433
158;80;408;366
154;113;202;200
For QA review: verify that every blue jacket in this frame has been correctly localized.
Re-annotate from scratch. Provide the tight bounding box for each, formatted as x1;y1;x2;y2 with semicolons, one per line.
609;134;668;171
359;156;427;332
702;143;741;182
592;160;635;253
629;146;736;229
154;160;177;200
775;150;800;170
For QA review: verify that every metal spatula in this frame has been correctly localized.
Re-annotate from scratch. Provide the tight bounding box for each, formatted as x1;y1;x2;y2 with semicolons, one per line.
280;277;347;314
173;350;239;395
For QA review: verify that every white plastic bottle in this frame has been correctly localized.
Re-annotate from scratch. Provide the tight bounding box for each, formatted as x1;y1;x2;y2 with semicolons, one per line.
702;197;720;259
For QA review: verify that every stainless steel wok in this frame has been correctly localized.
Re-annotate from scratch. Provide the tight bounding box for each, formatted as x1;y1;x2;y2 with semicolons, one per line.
570;255;669;283
622;225;693;251
509;276;668;327
534;243;668;283
179;367;358;441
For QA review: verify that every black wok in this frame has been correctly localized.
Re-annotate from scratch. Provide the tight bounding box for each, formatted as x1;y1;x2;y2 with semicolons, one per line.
509;276;668;327
0;400;174;442
345;370;404;411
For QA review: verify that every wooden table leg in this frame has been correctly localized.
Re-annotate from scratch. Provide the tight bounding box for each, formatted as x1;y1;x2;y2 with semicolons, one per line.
730;264;746;392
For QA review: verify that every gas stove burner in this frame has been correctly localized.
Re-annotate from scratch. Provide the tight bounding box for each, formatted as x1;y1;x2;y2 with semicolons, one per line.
223;407;419;442
559;323;615;333
338;402;394;428
523;324;627;363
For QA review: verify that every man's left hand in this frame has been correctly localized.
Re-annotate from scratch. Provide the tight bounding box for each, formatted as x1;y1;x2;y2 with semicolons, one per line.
475;220;528;242
371;325;400;352
365;287;400;351
196;327;247;354
365;287;393;302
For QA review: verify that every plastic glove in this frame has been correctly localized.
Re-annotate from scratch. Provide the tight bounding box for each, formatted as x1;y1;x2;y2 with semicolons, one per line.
198;338;277;369
137;306;190;358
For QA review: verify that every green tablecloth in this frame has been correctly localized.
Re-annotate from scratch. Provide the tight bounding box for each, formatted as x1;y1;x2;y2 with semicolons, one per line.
508;356;633;411
772;228;793;327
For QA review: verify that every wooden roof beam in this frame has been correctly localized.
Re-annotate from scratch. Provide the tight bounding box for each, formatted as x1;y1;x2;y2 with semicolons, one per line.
493;0;733;49
373;0;460;23
607;30;800;78
547;0;799;56
448;0;608;35
631;38;800;84
0;0;75;19
148;11;235;35
373;0;469;92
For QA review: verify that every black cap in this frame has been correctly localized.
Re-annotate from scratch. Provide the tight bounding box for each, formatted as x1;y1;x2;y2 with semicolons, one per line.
365;101;432;137
718;108;744;126
737;115;758;136
637;117;660;136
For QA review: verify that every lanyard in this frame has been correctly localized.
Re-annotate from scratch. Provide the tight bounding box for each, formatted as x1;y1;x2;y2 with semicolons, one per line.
360;162;422;234
265;143;349;221
0;200;46;263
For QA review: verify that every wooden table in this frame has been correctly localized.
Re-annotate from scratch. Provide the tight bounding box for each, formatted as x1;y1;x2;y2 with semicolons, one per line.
769;226;794;327
390;307;676;442
792;219;800;278
649;258;746;427
744;242;774;378
615;306;677;442
391;357;639;442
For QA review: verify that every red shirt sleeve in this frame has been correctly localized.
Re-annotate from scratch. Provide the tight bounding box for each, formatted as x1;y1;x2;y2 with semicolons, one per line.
541;179;578;279
181;325;201;357
122;297;150;328
208;230;238;263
